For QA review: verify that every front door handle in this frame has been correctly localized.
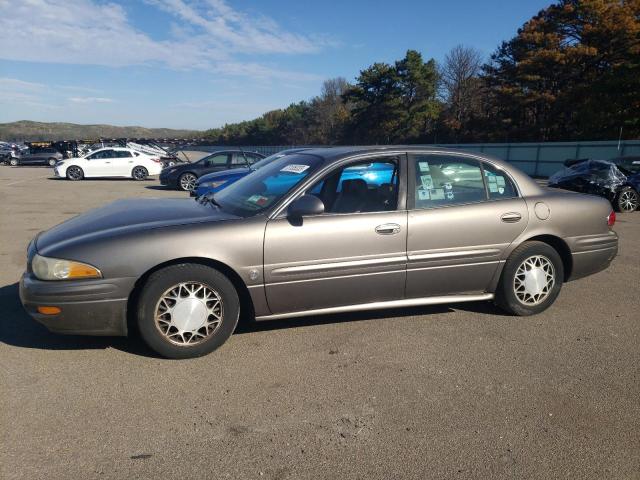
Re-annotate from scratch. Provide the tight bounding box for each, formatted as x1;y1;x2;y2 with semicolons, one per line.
501;212;522;223
375;223;401;235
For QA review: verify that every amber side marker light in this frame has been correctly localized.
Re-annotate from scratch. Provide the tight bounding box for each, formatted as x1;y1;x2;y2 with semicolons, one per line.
37;306;61;315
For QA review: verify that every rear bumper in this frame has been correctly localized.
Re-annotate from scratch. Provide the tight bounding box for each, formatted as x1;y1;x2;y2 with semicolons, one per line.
19;273;136;336
567;231;618;281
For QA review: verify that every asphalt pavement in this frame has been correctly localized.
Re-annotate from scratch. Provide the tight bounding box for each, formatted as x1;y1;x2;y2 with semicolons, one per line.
1;166;639;479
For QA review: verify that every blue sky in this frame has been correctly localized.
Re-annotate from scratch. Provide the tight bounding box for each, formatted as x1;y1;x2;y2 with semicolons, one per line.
0;0;551;130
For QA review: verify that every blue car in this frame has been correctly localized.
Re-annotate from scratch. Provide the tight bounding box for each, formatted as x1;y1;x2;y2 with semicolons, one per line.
193;148;396;198
192;148;309;197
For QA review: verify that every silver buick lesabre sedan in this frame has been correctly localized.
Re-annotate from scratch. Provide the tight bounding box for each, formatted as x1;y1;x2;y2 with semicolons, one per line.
20;147;618;358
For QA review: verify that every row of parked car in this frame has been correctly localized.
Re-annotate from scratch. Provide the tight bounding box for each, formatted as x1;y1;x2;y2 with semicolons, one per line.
4;142;640;213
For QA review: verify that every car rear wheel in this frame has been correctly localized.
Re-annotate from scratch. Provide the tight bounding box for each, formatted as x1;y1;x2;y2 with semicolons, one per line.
132;166;148;181
48;158;57;167
179;172;197;191
615;187;639;213
136;263;240;359
495;241;564;316
9;158;18;166
66;166;84;181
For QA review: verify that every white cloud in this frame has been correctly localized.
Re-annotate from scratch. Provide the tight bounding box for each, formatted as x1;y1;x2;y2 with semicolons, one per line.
68;96;114;104
0;0;328;79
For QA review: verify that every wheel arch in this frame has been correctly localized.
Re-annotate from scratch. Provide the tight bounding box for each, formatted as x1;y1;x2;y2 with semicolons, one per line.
126;256;254;335
520;234;572;281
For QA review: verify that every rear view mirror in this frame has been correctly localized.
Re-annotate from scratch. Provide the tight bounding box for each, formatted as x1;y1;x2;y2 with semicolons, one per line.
287;194;324;218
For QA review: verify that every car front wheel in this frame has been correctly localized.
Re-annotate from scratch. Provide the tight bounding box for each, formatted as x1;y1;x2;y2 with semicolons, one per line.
615;187;639;213
9;158;18;166
136;263;240;359
495;241;564;316
178;172;197;191
66;166;84;181
48;158;57;166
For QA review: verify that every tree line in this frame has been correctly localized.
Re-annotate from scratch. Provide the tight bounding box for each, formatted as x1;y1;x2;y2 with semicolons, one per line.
204;0;640;145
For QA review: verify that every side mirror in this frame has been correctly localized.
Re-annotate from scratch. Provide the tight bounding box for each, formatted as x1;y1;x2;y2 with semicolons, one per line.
287;194;324;218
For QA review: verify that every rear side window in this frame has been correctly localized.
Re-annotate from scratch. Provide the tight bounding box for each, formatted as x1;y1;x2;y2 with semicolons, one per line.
482;163;518;200
411;155;485;209
231;153;247;165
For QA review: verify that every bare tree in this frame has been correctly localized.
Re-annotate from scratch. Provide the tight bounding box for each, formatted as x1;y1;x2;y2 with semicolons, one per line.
313;77;350;144
440;45;484;135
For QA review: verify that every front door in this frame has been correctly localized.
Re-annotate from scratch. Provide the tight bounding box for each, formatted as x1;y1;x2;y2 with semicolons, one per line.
201;153;230;175
84;149;115;176
264;155;408;314
405;153;528;297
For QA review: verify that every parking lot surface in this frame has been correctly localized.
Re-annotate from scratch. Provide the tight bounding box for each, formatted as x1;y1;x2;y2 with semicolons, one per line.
1;166;639;479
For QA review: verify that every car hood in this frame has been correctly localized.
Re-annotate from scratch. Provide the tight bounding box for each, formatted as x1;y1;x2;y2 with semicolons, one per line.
36;197;238;252
198;167;251;183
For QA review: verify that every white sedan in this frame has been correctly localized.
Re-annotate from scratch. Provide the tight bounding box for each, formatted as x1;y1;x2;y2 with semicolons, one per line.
54;147;163;181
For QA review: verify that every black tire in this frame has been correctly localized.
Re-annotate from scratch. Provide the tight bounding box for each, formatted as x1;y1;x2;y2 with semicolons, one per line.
136;263;240;359
495;241;564;316
132;165;148;181
615;187;639;213
48;158;57;167
178;172;197;191
66;165;84;181
9;158;18;166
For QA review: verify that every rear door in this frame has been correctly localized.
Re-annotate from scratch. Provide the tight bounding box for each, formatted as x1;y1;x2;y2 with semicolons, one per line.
263;154;407;314
110;150;134;176
405;153;528;297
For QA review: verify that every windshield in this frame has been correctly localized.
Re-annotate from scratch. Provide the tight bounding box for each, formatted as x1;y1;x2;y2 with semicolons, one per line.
214;153;322;217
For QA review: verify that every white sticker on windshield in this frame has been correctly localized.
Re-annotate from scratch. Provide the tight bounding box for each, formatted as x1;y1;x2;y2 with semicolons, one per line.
496;176;506;187
281;164;310;174
418;161;430;172
430;188;445;200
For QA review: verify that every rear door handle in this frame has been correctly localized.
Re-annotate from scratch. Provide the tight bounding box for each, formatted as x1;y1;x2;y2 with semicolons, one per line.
375;223;401;235
501;212;522;223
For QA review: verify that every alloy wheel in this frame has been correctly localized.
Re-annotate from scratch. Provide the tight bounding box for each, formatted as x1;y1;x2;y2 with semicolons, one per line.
513;255;555;306
67;166;82;180
154;282;223;346
180;173;197;191
619;190;639;212
132;166;148;180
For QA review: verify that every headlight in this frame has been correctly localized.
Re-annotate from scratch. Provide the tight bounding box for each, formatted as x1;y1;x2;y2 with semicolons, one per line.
32;254;102;281
200;180;227;189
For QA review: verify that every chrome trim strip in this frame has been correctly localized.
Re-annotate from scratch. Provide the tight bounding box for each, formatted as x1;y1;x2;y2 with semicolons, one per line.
266;268;406;287
572;246;618;255
407;260;499;272
271;255;407;275
255;293;494;321
408;248;501;262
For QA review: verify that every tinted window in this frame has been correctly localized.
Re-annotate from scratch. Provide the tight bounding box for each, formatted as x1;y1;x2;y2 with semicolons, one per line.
231;153;247;165
412;155;485;209
307;158;398;214
483;163;518;200
87;150;114;159
246;154;262;165
202;154;228;167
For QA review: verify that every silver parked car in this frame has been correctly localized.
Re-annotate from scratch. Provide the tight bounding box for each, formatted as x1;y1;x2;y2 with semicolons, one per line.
20;147;618;358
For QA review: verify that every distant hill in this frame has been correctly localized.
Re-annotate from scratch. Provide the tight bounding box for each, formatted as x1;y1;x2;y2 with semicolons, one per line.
0;120;200;142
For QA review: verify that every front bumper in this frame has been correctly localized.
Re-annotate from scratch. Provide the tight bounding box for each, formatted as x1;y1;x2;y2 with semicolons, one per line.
19;273;136;336
159;173;176;187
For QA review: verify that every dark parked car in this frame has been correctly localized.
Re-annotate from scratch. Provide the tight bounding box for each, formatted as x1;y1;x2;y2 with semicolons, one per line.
549;159;639;212
192;148;310;197
10;147;63;166
159;150;265;191
20;146;618;359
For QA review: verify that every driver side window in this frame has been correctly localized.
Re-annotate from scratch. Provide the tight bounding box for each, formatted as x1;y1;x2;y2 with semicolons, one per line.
204;154;228;167
307;157;399;214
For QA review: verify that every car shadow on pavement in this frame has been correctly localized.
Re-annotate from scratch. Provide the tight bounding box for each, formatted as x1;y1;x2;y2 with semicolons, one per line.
234;300;508;334
0;282;157;357
145;185;174;191
0;280;507;356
